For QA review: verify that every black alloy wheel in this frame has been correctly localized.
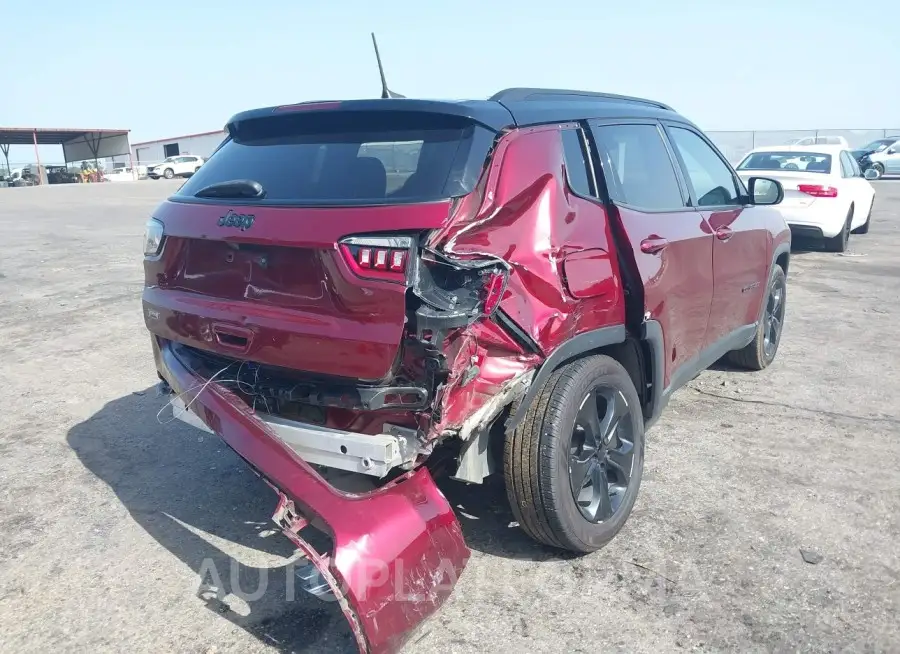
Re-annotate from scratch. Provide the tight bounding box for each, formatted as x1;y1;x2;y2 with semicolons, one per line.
568;388;636;523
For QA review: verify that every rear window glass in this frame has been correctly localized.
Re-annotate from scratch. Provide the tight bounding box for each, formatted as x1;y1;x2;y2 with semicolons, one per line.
737;151;832;174
176;111;495;205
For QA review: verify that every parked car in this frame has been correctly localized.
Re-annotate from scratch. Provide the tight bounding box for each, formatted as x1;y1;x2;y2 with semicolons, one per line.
736;145;876;251
142;89;790;653
46;165;79;184
147;155;205;180
785;135;849;147
104;167;137;182
853;137;900;179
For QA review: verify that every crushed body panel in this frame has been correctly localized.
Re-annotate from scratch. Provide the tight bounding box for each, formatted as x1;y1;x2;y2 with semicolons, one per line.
154;337;470;654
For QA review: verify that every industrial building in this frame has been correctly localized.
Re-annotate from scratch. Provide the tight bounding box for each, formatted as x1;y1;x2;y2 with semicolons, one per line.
130;130;226;167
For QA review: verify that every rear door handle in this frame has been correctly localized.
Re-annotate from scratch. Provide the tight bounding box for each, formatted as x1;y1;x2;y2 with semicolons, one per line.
640;237;668;254
715;226;733;241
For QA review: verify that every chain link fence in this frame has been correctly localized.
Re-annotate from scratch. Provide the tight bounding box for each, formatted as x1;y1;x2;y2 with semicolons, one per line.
707;128;900;164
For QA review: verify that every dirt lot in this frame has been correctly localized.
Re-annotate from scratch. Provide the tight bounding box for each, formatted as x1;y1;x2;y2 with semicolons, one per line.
1;180;898;653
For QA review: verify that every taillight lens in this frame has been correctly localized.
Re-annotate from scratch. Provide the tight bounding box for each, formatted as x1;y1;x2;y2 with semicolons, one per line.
143;218;165;257
339;235;414;283
798;184;838;198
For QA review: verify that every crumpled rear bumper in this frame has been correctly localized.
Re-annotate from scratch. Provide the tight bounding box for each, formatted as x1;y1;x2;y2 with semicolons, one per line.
154;338;470;654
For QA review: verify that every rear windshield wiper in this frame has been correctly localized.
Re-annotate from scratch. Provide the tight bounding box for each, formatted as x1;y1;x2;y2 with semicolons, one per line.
194;179;266;199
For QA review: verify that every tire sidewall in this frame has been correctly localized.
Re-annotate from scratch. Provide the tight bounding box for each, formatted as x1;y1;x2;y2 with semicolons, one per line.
549;358;645;551
759;265;787;368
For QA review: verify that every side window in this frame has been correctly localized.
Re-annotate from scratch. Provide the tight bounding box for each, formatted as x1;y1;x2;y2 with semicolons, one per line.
589;123;685;210
838;152;849;177
668;127;741;207
560;128;593;196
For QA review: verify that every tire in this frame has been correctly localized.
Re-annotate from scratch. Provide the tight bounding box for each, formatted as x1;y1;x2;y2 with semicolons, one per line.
726;265;787;371
504;354;645;553
853;198;873;234
872;163;884;179
824;207;852;253
163;168;175;180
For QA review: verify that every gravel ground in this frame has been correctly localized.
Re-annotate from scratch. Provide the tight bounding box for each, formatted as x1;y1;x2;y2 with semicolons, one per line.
1;180;898;653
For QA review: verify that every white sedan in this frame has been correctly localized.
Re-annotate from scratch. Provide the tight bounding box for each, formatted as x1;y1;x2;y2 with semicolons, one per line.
736;145;876;252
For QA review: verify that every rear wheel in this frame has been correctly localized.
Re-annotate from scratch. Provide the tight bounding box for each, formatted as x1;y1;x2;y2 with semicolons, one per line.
825;208;852;252
504;355;644;553
726;265;786;371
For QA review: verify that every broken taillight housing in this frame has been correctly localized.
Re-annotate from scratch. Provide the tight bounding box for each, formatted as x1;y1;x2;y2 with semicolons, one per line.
339;235;414;283
481;270;507;316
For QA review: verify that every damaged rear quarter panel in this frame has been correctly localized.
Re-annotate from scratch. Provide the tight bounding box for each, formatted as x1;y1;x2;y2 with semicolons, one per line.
425;126;626;438
433;126;626;354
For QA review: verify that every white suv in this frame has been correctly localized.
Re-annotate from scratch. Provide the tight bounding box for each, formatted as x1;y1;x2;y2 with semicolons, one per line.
148;155;205;180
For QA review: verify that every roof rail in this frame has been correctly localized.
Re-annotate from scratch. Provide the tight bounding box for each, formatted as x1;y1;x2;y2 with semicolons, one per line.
489;88;673;112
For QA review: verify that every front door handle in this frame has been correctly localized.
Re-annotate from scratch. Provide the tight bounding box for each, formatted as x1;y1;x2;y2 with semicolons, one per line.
715;226;733;241
640;237;668;254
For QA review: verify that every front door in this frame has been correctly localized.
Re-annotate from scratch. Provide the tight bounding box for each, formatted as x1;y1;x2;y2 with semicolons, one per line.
882;140;900;174
587;120;714;389
664;124;768;349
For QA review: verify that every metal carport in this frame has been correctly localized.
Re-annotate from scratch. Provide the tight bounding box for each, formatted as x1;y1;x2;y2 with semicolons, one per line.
0;127;132;183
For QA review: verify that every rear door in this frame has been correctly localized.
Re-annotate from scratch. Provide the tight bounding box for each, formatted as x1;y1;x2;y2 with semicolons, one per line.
143;109;496;382
840;151;876;228
587;120;713;388
664;125;769;346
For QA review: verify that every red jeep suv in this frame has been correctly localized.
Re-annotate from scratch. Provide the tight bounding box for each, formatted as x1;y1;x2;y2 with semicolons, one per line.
143;89;790;653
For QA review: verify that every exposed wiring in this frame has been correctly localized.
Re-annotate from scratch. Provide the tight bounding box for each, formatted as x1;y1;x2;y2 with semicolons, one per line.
156;362;236;425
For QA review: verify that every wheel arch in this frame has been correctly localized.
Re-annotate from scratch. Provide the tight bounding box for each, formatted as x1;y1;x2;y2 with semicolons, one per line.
505;325;655;433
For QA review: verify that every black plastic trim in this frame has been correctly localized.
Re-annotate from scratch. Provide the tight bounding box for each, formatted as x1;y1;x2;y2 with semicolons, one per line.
493;309;541;355
642;320;666;428
644;322;757;431
506;325;627;432
489;88;673;111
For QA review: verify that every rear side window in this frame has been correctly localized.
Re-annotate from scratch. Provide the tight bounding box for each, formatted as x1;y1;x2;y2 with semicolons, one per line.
560;128;593;196
668;127;741;207
176;111;496;205
589;123;685;210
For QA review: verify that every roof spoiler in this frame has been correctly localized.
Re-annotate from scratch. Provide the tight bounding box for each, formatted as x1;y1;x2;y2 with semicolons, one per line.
371;33;405;99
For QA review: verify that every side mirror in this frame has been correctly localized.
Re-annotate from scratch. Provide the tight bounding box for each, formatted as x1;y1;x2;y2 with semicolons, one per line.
748;177;784;205
864;168;880;180
888;148;896;155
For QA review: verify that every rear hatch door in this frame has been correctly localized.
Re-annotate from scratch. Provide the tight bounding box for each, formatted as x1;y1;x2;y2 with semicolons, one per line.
143;105;499;381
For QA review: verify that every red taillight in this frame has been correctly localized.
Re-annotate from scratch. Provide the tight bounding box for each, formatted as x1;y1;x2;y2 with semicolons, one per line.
798;184;838;198
339;236;413;283
390;250;407;271
482;270;507;315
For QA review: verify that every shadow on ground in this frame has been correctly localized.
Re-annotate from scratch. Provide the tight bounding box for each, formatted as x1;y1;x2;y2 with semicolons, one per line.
67;389;563;652
67;388;357;654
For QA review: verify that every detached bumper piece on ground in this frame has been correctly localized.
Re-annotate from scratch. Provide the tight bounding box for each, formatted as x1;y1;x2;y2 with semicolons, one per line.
156;340;469;654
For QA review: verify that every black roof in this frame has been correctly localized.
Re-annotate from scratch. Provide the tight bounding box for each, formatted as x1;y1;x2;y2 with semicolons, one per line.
226;88;689;134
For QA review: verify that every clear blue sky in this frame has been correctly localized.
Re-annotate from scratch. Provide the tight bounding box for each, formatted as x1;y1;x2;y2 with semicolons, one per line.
2;0;898;162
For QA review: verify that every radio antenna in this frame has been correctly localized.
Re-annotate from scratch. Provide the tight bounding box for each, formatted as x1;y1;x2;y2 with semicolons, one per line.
371;33;405;99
